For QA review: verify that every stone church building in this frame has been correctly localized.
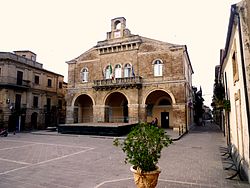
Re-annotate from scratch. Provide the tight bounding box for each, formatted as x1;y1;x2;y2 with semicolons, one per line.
66;17;194;132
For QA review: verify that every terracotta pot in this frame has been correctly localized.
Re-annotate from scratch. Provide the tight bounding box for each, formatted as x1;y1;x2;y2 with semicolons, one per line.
130;166;161;188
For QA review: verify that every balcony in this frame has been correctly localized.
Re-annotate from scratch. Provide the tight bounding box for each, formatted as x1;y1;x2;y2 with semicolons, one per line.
93;76;142;90
0;76;31;89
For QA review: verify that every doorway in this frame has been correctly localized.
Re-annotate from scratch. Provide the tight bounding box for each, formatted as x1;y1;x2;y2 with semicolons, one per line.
161;112;169;128
31;112;38;129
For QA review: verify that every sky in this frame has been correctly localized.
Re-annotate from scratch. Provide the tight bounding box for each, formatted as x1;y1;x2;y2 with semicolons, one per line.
0;0;241;107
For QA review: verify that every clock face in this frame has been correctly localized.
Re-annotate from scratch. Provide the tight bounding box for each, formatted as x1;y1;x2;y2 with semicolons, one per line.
114;31;121;38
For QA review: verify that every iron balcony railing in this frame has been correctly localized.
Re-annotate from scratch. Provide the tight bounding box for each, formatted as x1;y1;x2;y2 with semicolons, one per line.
93;76;142;90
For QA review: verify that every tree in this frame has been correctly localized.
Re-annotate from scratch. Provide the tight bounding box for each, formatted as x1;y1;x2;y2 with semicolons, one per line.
211;79;225;126
193;86;204;125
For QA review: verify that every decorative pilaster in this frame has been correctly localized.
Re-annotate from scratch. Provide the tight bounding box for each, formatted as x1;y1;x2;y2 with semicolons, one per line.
128;104;139;123
139;104;147;122
172;104;187;133
66;106;74;124
93;105;106;123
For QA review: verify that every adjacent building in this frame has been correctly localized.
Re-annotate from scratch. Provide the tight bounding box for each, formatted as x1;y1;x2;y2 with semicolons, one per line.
66;17;194;132
0;50;66;131
219;0;250;182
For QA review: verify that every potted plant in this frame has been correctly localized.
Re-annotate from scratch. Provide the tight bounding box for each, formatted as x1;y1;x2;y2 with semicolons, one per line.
113;122;172;188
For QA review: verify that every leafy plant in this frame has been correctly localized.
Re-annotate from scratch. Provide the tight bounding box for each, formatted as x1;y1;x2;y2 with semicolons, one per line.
212;81;225;110
223;99;231;111
113;122;172;172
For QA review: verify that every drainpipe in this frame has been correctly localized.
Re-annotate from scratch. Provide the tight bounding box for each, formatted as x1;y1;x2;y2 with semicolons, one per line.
236;12;250;155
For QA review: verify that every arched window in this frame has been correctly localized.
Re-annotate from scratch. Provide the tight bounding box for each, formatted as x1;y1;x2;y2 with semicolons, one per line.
80;68;88;82
114;20;121;30
115;64;122;78
105;64;113;79
124;63;131;78
153;60;163;77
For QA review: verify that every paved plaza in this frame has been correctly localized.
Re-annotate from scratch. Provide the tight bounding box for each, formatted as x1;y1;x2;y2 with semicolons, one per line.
0;123;249;188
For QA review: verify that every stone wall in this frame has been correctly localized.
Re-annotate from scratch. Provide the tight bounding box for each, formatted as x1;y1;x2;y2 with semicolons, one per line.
66;18;193;130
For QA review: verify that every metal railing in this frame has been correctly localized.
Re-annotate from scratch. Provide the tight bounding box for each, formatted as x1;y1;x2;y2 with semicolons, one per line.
93;76;142;90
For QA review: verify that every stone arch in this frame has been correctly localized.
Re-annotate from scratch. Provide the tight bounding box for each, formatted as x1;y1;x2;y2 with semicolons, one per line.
73;94;94;123
151;59;164;65
144;89;175;128
71;93;95;107
80;67;89;72
156;97;172;106
104;91;129;123
143;89;176;105
123;62;132;68
114;20;121;30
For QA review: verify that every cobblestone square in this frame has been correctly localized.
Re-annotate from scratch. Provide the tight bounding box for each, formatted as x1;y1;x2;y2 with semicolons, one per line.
0;124;249;188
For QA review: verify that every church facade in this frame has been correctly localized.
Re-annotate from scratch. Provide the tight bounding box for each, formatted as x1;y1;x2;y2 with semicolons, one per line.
66;17;194;131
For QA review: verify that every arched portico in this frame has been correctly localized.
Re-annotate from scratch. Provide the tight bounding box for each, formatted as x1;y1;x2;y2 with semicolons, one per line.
73;94;94;123
145;90;174;128
104;92;128;123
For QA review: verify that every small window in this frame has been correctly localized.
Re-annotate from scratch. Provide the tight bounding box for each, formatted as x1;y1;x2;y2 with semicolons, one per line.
105;65;113;79
153;60;163;77
17;71;23;85
124;64;131;78
80;68;89;82
232;51;239;82
33;96;38;108
34;75;39;84
115;64;122;78
48;79;52;87
59;82;63;88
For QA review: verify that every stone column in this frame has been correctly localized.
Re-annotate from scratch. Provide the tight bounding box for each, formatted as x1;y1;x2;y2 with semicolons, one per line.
66;105;74;124
172;104;186;133
93;105;105;123
139;104;147;123
128;104;139;123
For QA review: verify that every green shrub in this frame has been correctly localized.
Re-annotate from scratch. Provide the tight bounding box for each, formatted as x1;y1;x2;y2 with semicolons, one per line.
114;122;172;172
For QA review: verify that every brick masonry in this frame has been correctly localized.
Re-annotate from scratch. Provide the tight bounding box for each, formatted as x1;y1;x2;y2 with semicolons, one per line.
66;17;194;130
